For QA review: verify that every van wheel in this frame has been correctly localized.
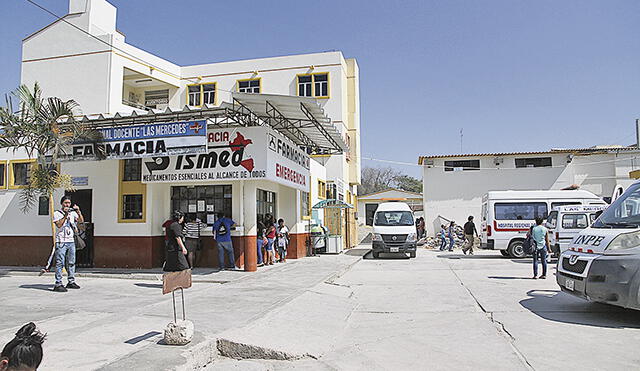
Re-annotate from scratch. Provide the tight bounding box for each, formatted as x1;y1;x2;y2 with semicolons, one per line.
409;251;416;258
500;250;510;257
372;251;380;259
508;241;526;258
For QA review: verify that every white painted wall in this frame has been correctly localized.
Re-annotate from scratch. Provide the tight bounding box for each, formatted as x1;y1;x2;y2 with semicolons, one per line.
7;0;357;240
422;151;640;235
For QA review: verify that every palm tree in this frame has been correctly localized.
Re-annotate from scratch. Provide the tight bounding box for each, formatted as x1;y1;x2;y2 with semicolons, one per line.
0;83;103;247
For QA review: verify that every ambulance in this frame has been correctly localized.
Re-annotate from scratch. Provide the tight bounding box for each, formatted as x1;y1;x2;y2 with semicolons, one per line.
557;182;640;310
547;205;607;257
480;190;606;258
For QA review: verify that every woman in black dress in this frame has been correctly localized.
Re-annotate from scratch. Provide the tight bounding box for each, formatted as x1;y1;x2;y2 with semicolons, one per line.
164;210;190;272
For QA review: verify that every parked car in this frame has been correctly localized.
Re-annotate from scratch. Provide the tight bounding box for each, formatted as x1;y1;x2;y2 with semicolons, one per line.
546;205;607;257
557;181;640;310
371;202;417;259
480;190;606;258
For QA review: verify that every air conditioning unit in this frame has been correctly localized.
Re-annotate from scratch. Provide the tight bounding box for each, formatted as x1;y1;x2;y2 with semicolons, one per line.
494;157;504;165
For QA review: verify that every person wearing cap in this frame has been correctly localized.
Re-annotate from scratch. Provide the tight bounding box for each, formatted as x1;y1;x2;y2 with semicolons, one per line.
163;210;189;272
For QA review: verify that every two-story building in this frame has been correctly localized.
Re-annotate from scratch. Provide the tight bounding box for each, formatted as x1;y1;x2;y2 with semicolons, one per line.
0;0;361;269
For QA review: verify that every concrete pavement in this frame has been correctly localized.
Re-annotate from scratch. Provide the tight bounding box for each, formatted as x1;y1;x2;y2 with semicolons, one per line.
208;248;640;370
3;246;640;370
0;250;365;370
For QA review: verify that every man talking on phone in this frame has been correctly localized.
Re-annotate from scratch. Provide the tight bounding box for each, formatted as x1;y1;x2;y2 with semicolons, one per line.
52;195;84;292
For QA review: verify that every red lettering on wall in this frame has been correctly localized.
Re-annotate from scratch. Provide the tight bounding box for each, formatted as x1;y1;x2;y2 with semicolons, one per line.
275;164;306;186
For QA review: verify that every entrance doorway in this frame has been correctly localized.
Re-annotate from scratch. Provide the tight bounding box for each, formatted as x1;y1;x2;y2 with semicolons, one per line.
256;189;277;224
65;189;93;268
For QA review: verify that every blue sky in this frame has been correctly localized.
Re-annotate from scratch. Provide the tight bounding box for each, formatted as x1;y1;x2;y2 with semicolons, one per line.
1;0;639;178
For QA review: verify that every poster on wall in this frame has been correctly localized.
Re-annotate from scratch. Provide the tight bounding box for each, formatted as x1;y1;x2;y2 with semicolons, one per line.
60;120;208;161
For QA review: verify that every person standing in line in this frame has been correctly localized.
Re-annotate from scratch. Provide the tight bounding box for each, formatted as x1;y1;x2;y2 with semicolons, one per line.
531;217;551;279
163;211;189;272
52;196;83;292
162;217;174;248
212;212;237;270
265;214;277;265
0;322;46;371
183;214;204;268
276;218;289;263
439;224;447;251
256;220;266;267
462;216;479;255
447;221;456;252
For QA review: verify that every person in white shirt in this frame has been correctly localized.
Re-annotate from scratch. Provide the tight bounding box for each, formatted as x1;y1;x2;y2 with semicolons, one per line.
276;218;289;263
52;196;84;292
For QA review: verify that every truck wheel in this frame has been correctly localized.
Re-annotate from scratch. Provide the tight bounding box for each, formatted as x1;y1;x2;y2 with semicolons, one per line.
500;250;510;257
372;251;380;259
409;251;416;258
508;241;526;258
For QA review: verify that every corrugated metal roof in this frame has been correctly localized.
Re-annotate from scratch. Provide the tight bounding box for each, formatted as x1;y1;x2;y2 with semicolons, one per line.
418;146;640;165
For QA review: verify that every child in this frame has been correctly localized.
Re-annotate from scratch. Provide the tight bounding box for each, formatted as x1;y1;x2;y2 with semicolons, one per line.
276;218;289;263
439;224;447;251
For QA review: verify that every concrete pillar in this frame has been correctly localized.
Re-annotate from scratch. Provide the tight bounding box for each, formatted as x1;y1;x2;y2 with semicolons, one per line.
243;181;258;272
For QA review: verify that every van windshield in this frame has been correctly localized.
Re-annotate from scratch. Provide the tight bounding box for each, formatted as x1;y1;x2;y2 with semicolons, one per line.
374;211;414;226
592;183;640;229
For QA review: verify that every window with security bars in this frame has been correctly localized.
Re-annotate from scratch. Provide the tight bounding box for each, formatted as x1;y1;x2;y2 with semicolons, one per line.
238;79;260;93
12;162;31;186
0;162;5;188
123;159;141;181
301;191;310;217
171;185;232;223
515;157;552;168
38;196;49;216
444;160;480;171
122;194;143;220
298;74;328;97
257;189;276;222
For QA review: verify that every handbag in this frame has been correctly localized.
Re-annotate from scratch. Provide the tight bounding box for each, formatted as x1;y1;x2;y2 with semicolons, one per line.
73;228;86;250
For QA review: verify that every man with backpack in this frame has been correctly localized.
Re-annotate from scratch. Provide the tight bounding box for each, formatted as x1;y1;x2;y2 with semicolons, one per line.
212;212;237;270
531;217;551;279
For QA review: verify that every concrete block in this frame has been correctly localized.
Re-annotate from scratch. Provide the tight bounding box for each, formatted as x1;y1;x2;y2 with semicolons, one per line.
164;320;194;345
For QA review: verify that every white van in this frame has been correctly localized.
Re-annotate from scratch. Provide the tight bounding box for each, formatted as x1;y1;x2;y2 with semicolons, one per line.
371;202;417;259
557;182;640;310
547;205;607;257
480;190;606;258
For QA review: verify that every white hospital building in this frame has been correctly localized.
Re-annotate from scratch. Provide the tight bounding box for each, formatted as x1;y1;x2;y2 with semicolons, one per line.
0;0;361;270
420;146;640;235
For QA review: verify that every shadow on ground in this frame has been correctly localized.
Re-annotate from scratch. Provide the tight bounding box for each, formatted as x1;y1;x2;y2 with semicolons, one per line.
19;284;54;291
520;289;640;329
344;248;371;257
363;251;411;260
134;283;163;289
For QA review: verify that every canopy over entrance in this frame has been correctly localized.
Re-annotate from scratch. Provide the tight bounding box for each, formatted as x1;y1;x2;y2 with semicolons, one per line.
68;93;348;155
313;199;354;209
